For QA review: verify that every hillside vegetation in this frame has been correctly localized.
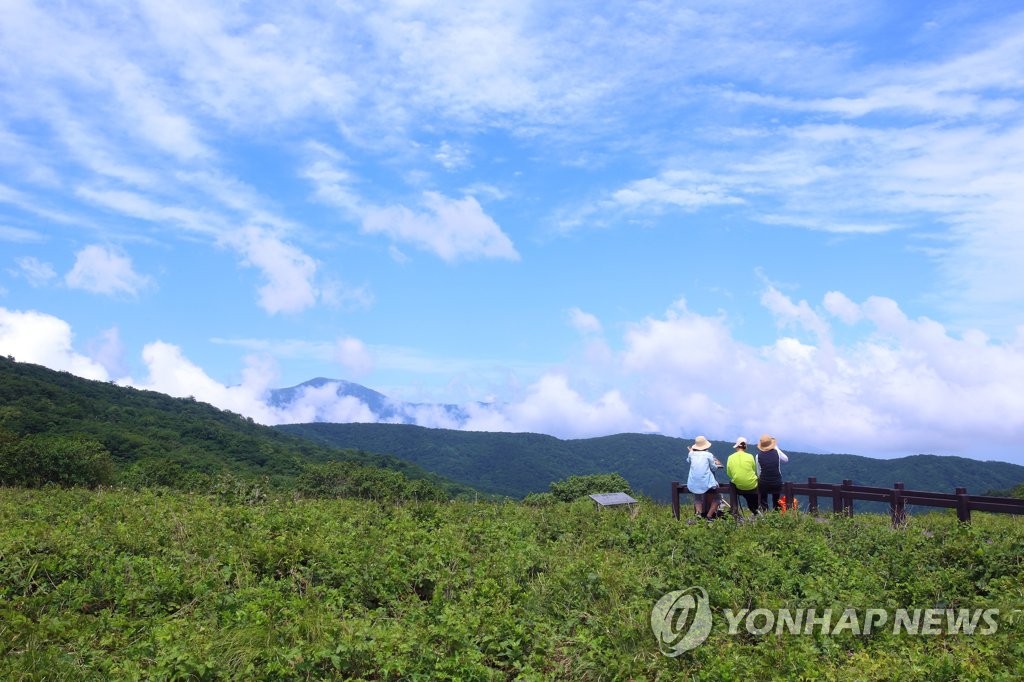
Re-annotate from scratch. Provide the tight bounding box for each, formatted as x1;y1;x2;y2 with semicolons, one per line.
0;357;474;499
2;487;1022;680
276;422;1024;501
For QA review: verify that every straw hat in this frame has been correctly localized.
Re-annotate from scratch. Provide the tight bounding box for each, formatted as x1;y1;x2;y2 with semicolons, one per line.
757;434;776;451
691;435;712;451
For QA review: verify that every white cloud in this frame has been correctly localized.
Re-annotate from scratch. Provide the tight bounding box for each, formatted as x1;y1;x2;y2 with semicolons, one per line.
302;151;518;263
823;291;862;325
335;336;373;377
127;347;380;426
464;373;641;439
361;191;519;262
87;326;128;378
225;227;319;315
14;257;57;287
10;297;1024;464
435;141;470;170
568;307;602;335
65;245;152;296
0;183;79;226
136;0;356;127
0;125;60;186
610;171;745;213
616;290;1024;458
129;342;279;421
0;307;108;380
0;226;46;243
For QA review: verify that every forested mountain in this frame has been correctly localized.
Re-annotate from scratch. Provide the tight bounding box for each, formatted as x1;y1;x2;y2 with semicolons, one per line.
6;354;1021;502
276;422;1024;501
0;357;473;497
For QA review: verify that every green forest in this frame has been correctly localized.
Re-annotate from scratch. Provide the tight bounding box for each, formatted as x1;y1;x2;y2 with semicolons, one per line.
0;357;474;501
276;422;1024;501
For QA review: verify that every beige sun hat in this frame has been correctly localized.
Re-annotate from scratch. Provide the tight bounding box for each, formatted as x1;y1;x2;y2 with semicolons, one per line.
733;436;748;449
692;435;712;450
757;434;776;451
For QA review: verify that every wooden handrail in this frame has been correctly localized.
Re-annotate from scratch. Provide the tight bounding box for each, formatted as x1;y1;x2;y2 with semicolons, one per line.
670;477;1024;525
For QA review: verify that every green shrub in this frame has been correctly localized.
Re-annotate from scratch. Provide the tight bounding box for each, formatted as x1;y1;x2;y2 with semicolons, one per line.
297;461;447;502
0;432;113;487
548;472;632;502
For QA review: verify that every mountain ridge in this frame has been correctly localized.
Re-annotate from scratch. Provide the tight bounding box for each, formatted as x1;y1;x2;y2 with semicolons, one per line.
274;421;1024;502
0;358;475;496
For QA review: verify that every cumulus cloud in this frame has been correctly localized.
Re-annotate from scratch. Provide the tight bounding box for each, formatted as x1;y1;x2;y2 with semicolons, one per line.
361;192;519;262
823;290;862;325
618;289;1024;458
485;373;640;439
64;245;152;297
271;382;379;425
126;345;382;426
129;341;283;422
8;278;1024;463
0;307;108;380
335;336;373;377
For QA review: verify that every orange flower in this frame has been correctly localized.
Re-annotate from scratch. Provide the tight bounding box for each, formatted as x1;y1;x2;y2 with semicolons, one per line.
779;496;788;512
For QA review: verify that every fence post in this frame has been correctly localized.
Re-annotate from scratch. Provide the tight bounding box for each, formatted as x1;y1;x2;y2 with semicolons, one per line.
783;481;794;512
671;481;680;520
891;482;906;527
955;486;971;524
842;479;854;516
832;484;843;514
807;477;818;514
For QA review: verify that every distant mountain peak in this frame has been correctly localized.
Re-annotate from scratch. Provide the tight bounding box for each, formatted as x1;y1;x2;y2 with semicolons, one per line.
268;378;468;426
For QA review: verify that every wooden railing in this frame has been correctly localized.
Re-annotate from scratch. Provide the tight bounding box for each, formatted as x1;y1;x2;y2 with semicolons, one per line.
671;477;1024;525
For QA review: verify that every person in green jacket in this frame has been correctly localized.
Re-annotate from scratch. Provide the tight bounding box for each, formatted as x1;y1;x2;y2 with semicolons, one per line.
726;436;759;515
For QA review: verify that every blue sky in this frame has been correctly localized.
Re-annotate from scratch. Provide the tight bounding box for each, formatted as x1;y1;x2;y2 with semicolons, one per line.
3;1;1024;465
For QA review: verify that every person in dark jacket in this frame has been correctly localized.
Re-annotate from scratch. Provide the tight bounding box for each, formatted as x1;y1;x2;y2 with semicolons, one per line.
756;434;789;511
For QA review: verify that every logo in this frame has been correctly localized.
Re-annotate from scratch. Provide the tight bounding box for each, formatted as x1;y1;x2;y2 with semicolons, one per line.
650;586;712;656
651;587;1003;655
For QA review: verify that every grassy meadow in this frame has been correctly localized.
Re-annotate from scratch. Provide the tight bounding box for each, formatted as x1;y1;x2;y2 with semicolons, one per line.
2;487;1023;681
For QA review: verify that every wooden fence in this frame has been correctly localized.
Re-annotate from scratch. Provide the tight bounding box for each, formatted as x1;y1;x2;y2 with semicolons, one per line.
671;477;1024;525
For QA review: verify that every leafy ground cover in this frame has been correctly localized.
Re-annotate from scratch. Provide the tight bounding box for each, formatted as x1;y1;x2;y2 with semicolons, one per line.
1;487;1022;680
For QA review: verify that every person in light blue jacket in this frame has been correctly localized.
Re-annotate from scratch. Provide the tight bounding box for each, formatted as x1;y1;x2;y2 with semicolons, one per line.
686;435;722;519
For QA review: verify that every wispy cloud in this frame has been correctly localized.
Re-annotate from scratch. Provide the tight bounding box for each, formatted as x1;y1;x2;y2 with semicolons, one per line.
303;146;519;262
13;256;56;287
223;226;319;315
0;225;46;243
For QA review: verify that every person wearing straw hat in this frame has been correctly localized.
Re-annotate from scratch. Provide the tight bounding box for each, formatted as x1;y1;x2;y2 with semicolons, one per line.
726;436;760;515
686;435;722;519
756;434;789;511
